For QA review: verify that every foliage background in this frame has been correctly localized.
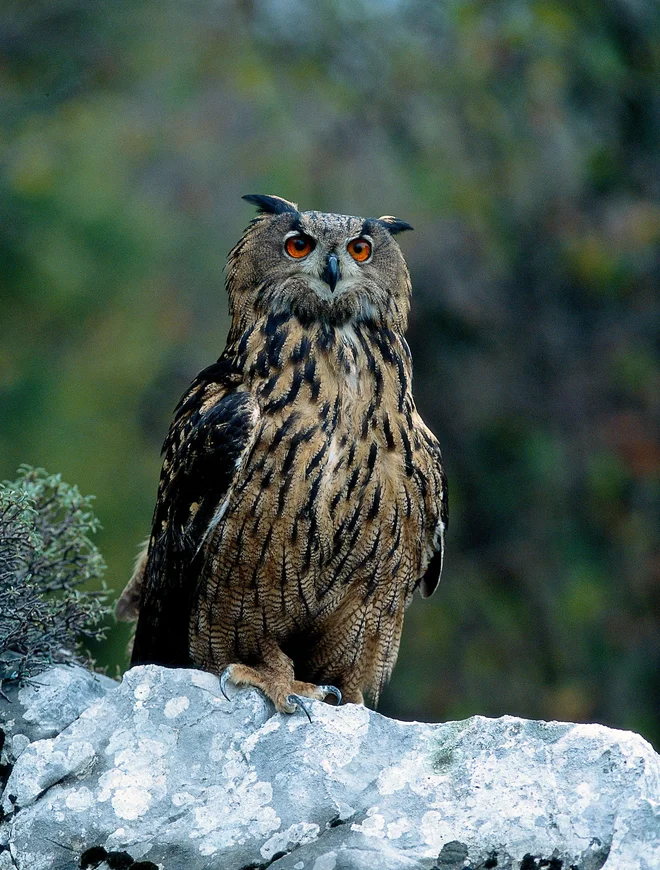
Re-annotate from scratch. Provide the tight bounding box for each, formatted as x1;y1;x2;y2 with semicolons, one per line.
1;0;658;742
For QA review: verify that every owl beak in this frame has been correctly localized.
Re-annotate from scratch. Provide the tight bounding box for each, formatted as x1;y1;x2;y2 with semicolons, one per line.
321;253;340;293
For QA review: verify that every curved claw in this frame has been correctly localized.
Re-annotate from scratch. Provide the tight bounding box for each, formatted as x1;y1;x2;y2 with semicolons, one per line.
318;685;342;706
286;694;314;723
219;666;233;701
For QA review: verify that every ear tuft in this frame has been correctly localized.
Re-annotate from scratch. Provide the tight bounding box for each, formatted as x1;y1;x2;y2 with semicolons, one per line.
377;215;414;235
242;194;299;216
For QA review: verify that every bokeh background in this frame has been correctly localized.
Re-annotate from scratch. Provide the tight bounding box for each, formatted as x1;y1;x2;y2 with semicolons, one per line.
1;0;658;743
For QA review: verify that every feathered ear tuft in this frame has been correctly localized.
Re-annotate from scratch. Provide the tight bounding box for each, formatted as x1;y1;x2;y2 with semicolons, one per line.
377;215;414;235
242;194;299;216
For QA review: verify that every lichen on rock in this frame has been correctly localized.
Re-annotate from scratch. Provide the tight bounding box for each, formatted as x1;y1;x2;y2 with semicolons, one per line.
0;664;659;870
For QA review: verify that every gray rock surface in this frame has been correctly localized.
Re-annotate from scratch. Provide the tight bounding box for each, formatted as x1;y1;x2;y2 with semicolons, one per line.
1;664;659;870
0;664;116;763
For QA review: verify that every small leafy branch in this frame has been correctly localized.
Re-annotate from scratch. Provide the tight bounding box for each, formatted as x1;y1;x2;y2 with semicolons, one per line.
0;466;108;685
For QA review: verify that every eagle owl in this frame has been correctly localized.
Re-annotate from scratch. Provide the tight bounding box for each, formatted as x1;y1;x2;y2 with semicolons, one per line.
117;194;447;716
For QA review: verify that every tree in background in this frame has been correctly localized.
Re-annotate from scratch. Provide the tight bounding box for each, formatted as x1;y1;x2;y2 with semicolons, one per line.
0;1;658;740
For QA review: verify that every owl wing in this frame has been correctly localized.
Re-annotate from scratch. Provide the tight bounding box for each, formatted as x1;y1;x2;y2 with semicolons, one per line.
131;357;256;667
418;436;448;599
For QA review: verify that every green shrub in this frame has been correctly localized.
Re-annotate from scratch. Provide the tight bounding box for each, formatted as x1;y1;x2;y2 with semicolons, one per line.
0;466;108;686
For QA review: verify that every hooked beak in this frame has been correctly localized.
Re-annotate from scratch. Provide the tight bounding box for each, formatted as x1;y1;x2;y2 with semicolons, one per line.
321;252;340;293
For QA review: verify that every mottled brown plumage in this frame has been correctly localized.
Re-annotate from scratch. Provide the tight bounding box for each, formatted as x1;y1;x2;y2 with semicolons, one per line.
118;195;447;712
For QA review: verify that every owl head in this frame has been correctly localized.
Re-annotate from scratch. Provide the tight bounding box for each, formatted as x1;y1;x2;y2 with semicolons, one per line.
227;194;413;335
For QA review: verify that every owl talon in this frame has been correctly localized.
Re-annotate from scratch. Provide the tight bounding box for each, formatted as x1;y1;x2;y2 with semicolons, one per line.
219;665;233;701
286;694;314;722
318;685;342;705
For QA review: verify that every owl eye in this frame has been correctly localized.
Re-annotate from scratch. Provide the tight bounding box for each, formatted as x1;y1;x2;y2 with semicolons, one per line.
285;234;315;259
347;237;372;262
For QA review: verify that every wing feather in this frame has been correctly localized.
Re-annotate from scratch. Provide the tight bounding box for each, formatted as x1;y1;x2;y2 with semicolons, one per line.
131;364;256;666
419;445;448;599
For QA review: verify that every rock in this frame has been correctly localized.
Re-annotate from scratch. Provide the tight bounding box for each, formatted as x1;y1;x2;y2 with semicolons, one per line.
0;665;117;762
1;664;659;870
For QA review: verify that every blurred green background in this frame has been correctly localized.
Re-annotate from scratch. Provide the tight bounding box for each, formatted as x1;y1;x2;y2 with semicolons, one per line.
1;0;658;743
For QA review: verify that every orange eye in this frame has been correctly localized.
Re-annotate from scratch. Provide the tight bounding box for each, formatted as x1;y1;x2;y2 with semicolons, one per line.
347;237;372;262
285;234;315;259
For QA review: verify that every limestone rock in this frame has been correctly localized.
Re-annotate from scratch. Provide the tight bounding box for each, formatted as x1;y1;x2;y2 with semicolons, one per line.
1;664;659;870
0;665;117;763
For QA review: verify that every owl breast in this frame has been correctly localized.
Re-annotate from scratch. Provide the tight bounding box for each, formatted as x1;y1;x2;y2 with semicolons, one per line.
189;312;444;698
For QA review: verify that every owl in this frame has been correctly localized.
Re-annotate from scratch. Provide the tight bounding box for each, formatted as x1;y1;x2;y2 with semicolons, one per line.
116;194;447;717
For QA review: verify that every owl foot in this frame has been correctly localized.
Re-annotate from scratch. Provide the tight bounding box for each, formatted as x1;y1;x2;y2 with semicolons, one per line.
219;664;341;719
